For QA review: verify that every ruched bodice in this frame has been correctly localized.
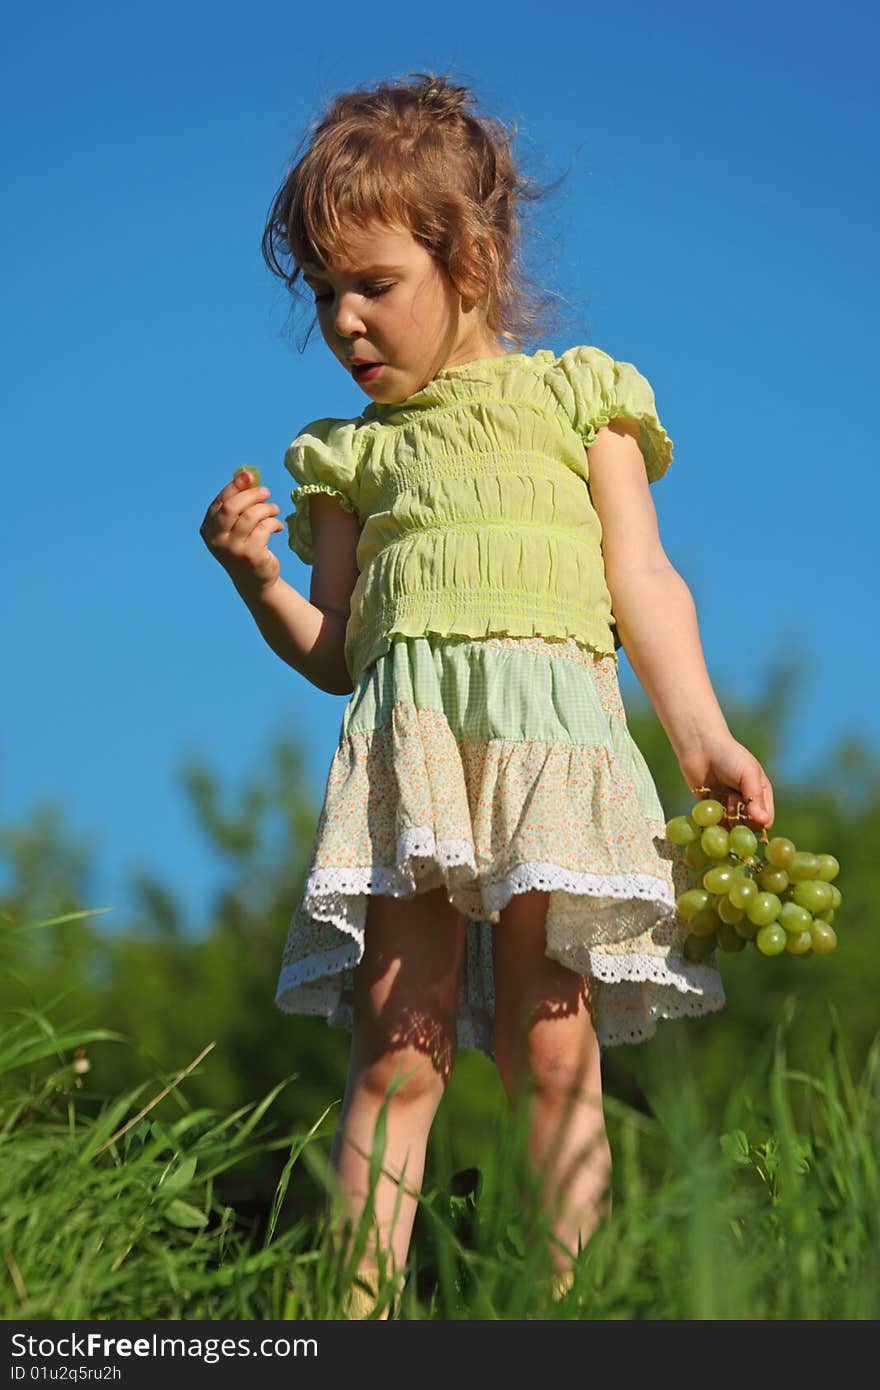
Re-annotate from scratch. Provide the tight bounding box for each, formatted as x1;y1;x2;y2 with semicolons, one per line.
283;346;673;685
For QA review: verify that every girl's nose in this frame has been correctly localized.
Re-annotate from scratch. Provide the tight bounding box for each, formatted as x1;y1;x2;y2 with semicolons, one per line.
333;294;366;337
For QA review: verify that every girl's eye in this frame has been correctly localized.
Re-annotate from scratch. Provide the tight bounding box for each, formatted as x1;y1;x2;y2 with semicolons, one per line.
311;284;392;304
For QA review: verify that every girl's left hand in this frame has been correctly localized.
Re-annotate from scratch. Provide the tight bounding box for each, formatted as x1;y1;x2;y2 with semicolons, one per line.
678;736;775;830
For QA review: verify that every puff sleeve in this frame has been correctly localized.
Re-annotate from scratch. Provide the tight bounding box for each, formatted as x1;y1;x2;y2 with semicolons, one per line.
283;417;361;565
546;345;673;482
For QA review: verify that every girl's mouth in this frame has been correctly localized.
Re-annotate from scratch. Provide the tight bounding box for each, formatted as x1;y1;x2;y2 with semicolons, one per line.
352;363;384;383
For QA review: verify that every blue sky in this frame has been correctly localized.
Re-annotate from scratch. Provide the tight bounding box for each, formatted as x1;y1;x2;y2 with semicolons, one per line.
2;1;877;930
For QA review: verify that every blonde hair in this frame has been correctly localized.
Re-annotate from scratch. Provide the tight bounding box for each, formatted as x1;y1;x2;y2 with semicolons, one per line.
261;70;567;352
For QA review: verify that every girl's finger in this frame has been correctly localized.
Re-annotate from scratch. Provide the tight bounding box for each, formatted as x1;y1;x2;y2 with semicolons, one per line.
203;480;256;524
228;501;278;537
225;490;272;524
741;767;773;827
224;476;270;506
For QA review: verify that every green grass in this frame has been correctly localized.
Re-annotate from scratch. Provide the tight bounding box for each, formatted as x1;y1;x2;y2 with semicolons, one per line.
1;921;878;1319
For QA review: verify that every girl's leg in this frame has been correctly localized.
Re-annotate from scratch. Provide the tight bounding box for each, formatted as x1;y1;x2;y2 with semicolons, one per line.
492;889;612;1277
329;885;467;1296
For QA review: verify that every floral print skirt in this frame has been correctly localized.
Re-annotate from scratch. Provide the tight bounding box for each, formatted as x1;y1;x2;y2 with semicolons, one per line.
275;633;725;1054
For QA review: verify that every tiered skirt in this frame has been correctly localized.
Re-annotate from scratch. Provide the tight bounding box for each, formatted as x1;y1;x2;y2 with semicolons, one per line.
275;634;725;1053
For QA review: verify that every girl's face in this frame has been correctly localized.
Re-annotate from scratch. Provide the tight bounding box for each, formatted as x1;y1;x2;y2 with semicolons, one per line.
301;220;504;403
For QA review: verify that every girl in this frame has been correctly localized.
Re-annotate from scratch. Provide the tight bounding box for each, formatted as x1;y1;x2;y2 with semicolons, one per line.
200;71;774;1317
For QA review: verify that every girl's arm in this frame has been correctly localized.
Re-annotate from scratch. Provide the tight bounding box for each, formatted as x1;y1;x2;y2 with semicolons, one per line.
238;492;360;696
235;576;354;696
201;478;358;696
586;422;774;827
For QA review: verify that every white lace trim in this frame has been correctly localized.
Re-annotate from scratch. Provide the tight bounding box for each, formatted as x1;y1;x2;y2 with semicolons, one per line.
302;827;676;922
484;864;674;913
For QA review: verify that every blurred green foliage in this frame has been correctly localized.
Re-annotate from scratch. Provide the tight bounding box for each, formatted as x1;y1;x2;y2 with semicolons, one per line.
2;653;878;1237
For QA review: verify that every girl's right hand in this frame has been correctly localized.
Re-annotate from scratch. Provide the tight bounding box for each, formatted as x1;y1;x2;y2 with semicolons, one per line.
199;470;286;596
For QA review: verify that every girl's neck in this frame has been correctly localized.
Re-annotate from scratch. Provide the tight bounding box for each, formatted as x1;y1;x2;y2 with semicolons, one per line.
441;336;509;372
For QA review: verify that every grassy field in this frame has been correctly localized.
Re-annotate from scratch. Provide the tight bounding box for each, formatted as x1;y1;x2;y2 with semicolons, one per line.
2;939;878;1321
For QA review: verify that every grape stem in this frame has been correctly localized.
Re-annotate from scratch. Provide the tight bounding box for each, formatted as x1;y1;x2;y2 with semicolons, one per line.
690;786;768;838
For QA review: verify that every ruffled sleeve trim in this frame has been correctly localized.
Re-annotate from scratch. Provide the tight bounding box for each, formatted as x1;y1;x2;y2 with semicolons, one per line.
283;417;361;566
546;346;674;483
285;484;359;566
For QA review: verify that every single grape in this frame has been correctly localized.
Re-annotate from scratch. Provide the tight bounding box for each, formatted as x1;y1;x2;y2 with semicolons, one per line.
666;815;699;845
701;826;730;859
717;921;747;953
809;922;838;954
765;837;796;868
233;464;262;486
691;798;724;827
815;854;840;882
759;866;790;894
729;825;758;858
785;930;813;956
703;865;737;895
683;931;716;962
814;908;835;924
717;896;745;925
746;892;782;927
755;923;787;956
676;888;712;920
734;917;760;941
789;852;821;881
793;880;834;913
728;877;759;910
684;841;713;871
689;907;721;938
829;884;842;909
779;901;812;935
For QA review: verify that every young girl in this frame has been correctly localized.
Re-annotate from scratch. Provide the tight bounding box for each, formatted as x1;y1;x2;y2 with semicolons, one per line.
200;71;774;1317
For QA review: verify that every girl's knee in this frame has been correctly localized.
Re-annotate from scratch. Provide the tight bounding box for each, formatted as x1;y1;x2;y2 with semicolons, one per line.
495;1011;601;1103
353;1043;451;1112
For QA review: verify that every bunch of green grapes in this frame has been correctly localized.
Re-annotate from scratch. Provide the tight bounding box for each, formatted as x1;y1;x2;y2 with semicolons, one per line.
665;795;841;963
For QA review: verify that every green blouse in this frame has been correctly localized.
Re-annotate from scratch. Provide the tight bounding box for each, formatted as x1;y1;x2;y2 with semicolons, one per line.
284;345;673;686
